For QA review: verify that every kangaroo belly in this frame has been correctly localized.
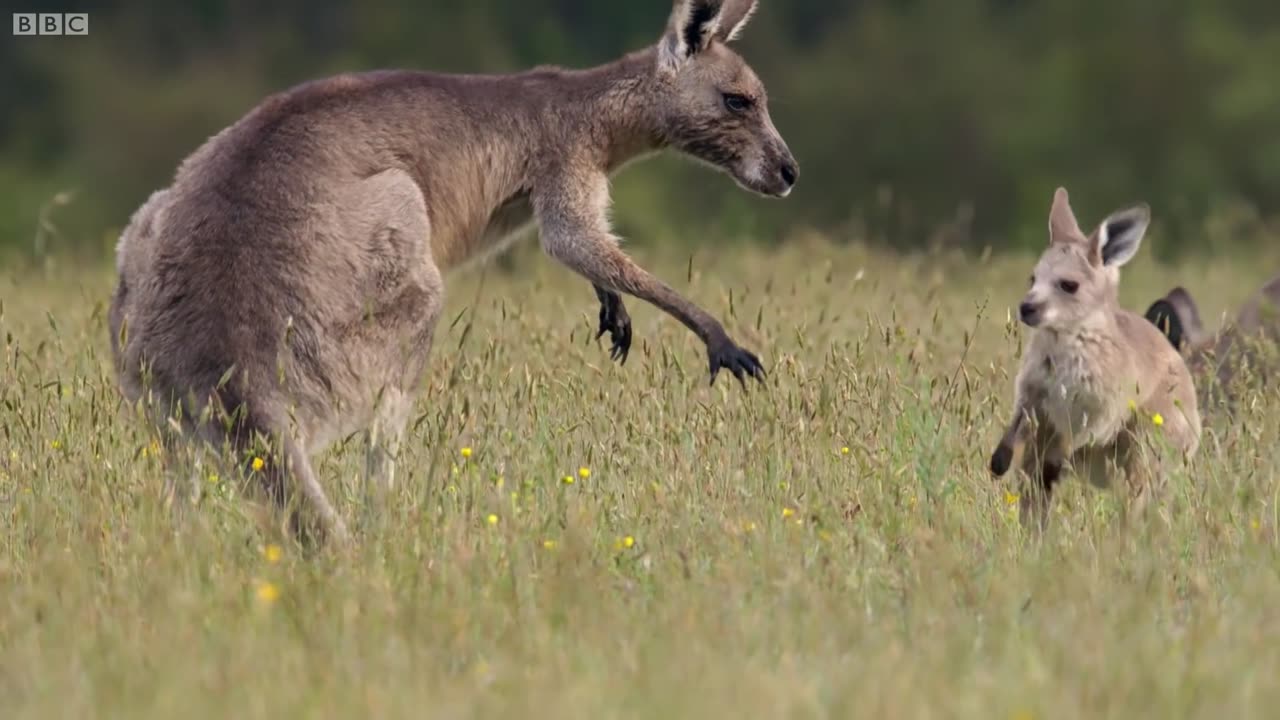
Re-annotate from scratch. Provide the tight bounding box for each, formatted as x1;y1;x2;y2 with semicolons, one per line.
1041;388;1126;449
443;191;536;269
290;169;445;446
481;193;535;248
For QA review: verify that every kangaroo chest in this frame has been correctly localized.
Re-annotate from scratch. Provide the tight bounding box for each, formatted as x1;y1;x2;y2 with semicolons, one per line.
1028;342;1128;448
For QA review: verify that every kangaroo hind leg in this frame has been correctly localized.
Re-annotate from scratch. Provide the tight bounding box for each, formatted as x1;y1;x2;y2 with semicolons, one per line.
211;396;351;549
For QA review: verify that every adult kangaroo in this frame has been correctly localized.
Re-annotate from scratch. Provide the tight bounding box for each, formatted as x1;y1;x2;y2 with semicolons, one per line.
1145;276;1280;408
108;0;797;544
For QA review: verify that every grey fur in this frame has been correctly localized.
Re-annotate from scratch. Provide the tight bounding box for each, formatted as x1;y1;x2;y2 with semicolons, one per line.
108;0;797;545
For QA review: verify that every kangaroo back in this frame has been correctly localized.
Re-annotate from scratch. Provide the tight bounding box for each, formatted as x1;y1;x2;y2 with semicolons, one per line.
1145;275;1280;406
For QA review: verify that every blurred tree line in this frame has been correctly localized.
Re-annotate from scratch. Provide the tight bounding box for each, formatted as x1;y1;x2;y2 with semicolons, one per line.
3;0;1280;260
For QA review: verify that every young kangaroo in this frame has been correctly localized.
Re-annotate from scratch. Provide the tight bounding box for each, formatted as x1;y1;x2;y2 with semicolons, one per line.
108;0;797;545
1145;277;1280;406
989;188;1201;527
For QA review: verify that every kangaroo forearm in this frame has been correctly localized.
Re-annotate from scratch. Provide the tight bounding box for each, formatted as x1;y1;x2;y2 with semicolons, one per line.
1004;399;1031;445
622;273;724;344
553;242;724;344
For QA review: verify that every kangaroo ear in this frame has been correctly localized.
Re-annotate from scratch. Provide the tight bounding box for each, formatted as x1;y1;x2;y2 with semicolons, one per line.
714;0;759;42
1145;287;1203;351
1145;299;1188;351
660;0;726;71
1048;187;1083;245
1091;204;1150;268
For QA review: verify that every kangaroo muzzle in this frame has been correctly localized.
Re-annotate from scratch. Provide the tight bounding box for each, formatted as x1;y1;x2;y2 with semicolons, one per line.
1020;300;1045;327
765;142;799;198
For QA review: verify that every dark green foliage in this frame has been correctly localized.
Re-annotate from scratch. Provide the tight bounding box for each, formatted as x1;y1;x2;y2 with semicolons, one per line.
3;0;1279;257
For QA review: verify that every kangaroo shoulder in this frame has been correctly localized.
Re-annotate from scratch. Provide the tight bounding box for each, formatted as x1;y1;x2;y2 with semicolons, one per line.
1116;308;1198;409
1117;308;1185;368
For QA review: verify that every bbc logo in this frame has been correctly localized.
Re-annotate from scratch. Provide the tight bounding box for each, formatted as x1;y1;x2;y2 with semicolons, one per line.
13;13;89;35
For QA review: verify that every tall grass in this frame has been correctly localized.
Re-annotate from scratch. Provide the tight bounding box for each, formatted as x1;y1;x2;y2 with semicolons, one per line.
2;237;1279;718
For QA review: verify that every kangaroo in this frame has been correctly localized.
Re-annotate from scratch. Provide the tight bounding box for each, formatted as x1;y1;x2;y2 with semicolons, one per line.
1144;277;1280;406
989;188;1201;527
108;0;798;545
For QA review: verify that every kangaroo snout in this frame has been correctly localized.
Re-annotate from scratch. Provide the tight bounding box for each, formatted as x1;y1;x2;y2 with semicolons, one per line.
1019;300;1043;327
773;160;793;196
779;158;798;193
763;144;798;197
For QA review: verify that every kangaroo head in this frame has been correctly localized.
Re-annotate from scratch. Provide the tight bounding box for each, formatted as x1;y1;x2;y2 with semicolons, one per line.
1145;287;1206;353
1019;187;1151;332
653;0;798;198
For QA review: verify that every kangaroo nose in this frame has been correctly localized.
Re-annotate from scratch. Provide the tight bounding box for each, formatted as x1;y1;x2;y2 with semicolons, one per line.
780;162;798;187
1019;302;1038;322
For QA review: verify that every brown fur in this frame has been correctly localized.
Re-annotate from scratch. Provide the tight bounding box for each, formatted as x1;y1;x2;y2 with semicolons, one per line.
108;0;796;545
989;188;1200;528
1145;276;1280;407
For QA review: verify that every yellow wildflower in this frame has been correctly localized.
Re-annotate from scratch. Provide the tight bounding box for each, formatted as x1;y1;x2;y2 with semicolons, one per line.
51;439;62;451
841;446;850;455
743;521;757;533
460;447;473;459
494;476;504;489
251;457;265;472
1004;491;1020;507
578;466;591;480
207;472;220;485
255;581;280;605
1152;413;1164;427
262;544;283;564
1128;399;1137;411
486;514;499;526
542;539;558;550
1251;518;1261;532
781;507;796;519
562;475;574;485
622;535;635;548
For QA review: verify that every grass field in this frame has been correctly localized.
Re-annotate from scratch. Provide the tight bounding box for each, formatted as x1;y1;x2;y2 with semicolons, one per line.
3;235;1280;718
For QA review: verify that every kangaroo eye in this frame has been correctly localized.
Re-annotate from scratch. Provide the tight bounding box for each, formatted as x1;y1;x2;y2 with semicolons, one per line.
723;93;753;113
1059;280;1080;294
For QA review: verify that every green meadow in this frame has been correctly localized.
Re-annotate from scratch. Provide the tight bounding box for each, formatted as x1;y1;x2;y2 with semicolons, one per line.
2;237;1279;718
